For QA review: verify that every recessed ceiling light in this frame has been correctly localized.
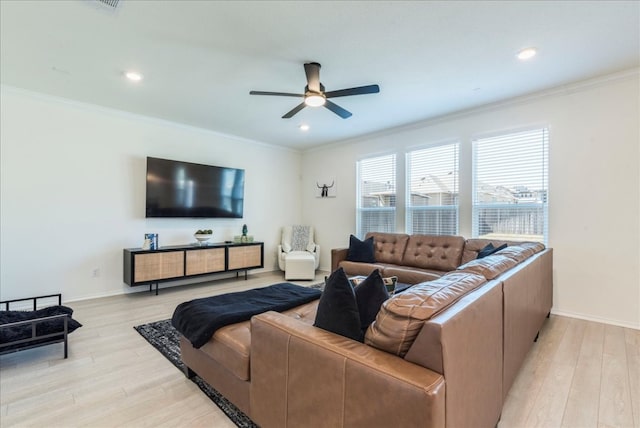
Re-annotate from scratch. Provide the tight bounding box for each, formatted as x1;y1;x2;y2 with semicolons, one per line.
517;48;537;61
299;124;310;131
125;71;143;81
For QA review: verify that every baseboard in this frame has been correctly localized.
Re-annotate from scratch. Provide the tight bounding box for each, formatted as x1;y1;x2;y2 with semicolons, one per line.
551;309;639;330
64;270;281;304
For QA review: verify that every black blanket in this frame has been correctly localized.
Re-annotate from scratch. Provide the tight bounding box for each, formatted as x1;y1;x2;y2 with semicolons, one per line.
171;282;322;348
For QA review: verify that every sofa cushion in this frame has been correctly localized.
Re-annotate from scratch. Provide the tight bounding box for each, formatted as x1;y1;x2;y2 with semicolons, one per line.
346;235;376;263
457;254;518;280
400;234;465;271
354;269;390;333
365;271;487;356
199;300;318;381
365;232;409;265
314;268;363;342
493;245;533;262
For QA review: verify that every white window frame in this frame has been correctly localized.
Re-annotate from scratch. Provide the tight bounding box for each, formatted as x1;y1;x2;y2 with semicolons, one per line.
356;153;397;238
472;127;549;243
406;141;459;235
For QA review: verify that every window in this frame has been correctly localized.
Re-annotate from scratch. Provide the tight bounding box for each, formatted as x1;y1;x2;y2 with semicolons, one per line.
357;154;396;237
406;142;459;235
472;128;549;243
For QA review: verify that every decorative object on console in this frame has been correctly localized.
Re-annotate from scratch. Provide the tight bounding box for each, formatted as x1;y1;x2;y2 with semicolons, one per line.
346;234;375;263
144;233;158;250
194;229;213;245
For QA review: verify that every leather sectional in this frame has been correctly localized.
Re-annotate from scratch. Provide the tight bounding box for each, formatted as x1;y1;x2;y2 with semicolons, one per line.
179;232;553;428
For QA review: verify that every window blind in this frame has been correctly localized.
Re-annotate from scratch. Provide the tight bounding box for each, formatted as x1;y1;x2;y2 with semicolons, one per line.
357;154;396;238
406;142;459;235
472;128;549;243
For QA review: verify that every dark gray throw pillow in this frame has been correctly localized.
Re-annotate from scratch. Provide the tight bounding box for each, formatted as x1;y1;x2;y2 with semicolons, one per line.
354;269;389;333
477;243;508;259
314;268;363;342
346;235;375;263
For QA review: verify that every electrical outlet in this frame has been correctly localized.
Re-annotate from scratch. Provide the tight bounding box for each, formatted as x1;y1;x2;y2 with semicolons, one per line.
92;268;101;278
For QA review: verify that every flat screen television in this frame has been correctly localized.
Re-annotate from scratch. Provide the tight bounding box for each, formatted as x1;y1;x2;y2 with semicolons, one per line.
145;157;245;218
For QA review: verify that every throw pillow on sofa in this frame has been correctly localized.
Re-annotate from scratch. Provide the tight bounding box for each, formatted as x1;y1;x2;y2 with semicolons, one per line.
353;269;389;334
477;243;507;259
346;235;375;263
314;268;363;342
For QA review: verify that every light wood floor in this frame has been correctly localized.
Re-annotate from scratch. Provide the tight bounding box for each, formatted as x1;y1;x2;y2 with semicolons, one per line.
1;271;638;428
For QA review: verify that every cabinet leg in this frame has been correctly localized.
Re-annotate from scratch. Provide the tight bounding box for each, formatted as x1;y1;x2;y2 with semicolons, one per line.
245;270;248;280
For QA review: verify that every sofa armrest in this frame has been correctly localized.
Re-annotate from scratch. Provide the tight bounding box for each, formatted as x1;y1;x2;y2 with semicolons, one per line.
250;311;445;428
330;247;349;272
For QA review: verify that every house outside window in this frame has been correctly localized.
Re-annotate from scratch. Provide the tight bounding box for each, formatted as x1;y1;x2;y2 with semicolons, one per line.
356;154;396;238
406;142;459;235
472;128;549;243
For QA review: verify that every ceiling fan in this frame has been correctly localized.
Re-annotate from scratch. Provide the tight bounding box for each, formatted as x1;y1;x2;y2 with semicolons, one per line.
249;62;380;119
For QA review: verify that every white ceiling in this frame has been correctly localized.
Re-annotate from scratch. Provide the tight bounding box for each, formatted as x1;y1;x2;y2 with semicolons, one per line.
1;1;638;150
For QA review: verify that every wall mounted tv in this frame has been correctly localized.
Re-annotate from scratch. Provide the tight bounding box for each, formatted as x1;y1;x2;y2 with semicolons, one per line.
145;157;245;218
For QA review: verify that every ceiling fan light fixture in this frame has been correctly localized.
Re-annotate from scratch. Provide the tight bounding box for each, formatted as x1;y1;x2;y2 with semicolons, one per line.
304;94;326;107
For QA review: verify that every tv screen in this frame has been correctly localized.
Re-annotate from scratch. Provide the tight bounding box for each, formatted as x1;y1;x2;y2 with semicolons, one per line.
145;157;245;218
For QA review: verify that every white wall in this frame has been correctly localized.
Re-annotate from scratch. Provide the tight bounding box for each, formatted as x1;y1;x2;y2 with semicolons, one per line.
0;86;302;301
301;71;640;329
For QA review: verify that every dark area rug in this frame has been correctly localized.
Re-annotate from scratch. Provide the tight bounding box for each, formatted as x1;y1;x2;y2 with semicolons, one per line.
134;319;258;428
133;282;324;427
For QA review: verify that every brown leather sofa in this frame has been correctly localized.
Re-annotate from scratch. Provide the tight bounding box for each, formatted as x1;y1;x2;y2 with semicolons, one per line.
179;233;553;428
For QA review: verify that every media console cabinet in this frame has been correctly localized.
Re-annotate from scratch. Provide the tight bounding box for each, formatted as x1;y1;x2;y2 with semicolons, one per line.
123;242;264;295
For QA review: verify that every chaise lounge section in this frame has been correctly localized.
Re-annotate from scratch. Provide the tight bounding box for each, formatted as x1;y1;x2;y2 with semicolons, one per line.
178;232;553;428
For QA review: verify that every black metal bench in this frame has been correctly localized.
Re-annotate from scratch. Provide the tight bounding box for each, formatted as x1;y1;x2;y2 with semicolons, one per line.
0;294;76;359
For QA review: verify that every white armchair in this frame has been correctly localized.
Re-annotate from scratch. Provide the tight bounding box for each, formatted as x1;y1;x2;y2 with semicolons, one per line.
278;225;320;280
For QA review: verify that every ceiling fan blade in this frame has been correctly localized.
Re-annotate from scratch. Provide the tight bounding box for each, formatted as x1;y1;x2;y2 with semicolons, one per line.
324;84;380;98
304;62;321;93
282;102;307;119
250;90;304;97
324;100;352;119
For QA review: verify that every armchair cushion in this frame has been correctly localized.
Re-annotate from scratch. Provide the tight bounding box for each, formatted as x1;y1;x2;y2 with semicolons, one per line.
291;225;312;251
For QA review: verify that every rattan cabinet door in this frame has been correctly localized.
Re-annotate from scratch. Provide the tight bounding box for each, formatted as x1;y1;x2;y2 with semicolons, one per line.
228;245;262;270
185;248;225;275
133;251;184;283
